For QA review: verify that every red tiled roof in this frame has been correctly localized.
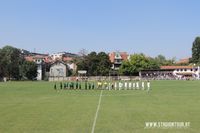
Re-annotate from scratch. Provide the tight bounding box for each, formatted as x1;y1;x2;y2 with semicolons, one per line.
24;55;53;63
109;52;115;63
109;52;128;63
160;66;193;70
25;56;34;62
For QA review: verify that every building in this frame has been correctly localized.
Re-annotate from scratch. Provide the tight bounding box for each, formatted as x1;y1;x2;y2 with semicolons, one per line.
49;61;68;77
160;66;200;79
50;52;65;60
109;52;128;70
25;55;51;80
33;56;44;80
140;65;200;79
50;52;78;61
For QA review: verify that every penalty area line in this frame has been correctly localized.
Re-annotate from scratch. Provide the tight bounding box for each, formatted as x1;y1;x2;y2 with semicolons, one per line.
91;90;103;133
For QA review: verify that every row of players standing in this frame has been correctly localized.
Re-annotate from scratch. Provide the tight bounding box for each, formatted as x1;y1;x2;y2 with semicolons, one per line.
97;81;151;91
54;80;151;91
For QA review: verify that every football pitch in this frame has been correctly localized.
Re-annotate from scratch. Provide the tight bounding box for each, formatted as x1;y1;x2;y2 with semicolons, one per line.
0;80;200;133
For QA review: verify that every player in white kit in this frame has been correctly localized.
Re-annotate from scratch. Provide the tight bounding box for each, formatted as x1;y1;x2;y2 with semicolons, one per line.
124;82;127;90
119;82;123;90
132;82;136;89
136;82;139;90
114;82;117;90
142;81;145;90
129;82;132;90
147;80;150;92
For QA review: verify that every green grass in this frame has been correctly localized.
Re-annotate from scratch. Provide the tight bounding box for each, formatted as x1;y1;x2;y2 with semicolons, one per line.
0;80;200;133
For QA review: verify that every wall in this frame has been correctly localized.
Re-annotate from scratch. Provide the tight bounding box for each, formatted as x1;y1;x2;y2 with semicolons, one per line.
50;62;66;77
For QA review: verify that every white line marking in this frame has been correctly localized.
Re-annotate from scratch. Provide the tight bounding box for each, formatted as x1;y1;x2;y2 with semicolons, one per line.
91;90;103;133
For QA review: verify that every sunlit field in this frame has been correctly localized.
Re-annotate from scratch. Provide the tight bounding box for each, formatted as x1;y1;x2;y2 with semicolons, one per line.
0;80;200;133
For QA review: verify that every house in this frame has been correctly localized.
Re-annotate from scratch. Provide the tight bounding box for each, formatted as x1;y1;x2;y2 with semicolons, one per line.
62;54;78;72
50;52;78;61
25;54;51;80
109;52;128;70
49;61;68;77
50;52;65;60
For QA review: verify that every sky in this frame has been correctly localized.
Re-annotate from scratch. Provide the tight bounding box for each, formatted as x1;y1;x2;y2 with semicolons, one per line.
0;0;200;59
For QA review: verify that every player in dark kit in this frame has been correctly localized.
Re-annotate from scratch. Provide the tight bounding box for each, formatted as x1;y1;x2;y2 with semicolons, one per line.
70;82;72;89
71;82;74;89
76;82;79;89
66;82;69;89
64;83;66;89
88;82;91;90
54;83;57;90
79;83;82;89
85;82;87;90
92;82;95;89
60;82;63;90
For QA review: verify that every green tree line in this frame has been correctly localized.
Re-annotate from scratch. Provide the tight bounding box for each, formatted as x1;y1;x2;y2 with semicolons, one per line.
1;36;200;79
191;37;200;65
0;46;37;80
119;54;176;76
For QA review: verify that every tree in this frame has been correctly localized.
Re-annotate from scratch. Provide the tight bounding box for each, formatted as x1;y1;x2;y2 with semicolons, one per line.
191;37;200;63
154;54;166;65
97;52;112;76
21;61;37;80
0;46;23;80
78;49;88;57
0;48;3;79
148;57;160;69
76;51;112;76
154;54;175;66
119;53;160;76
119;60;133;76
87;52;99;76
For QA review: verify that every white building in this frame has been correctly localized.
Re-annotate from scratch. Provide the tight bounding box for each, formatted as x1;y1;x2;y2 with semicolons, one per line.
161;66;200;79
50;52;65;60
33;56;45;80
140;66;200;80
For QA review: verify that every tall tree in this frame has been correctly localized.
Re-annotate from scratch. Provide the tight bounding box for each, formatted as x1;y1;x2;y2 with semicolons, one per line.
0;46;23;80
191;37;200;64
154;54;175;66
119;53;160;76
21;61;37;80
154;54;166;65
87;52;98;76
76;51;111;76
97;52;112;76
119;60;132;76
0;48;3;79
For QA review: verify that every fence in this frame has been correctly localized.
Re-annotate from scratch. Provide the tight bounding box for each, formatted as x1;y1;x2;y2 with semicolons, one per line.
48;76;140;81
